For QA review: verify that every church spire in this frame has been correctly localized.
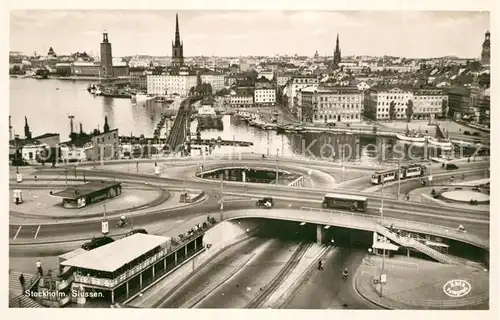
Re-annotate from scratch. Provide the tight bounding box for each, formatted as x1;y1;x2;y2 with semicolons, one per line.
174;13;181;46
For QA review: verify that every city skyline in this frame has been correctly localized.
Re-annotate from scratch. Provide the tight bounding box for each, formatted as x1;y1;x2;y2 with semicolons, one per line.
10;10;490;58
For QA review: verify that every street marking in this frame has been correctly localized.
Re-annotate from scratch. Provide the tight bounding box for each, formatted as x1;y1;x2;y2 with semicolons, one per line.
13;226;22;240
34;225;41;239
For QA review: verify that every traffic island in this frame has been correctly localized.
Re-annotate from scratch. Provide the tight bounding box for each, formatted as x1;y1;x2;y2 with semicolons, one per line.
354;256;489;309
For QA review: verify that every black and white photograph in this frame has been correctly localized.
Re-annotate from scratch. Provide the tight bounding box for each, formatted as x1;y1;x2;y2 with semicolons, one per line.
3;1;496;314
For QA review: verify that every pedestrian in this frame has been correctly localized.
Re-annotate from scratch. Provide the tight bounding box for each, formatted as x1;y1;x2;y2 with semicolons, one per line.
35;260;43;276
34;175;37;182
19;273;25;292
318;259;323;270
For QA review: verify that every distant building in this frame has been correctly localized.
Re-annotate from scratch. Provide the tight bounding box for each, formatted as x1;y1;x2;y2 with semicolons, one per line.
299;85;363;124
366;87;414;120
32;133;60;148
481;31;490;66
285;76;319;112
100;32;114;78
198;98;216;115
130;67;148;90
171;13;184;68
332;34;341;69
412;88;446;120
230;89;254;108
200;71;225;93
87;117;119;161
147;74;167;95
254;82;276;106
71;62;100;77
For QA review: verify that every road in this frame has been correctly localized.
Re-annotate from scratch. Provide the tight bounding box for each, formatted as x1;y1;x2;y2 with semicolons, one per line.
157;237;269;308
283;247;375;309
195;239;300;308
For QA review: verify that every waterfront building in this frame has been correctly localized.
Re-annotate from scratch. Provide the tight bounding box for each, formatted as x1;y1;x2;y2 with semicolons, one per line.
299;85;363;124
481;31;490;67
230;89;254;108
112;61;130;78
200;71;225;94
285;75;319;114
129;67;148;90
71;62;100;77
254;82;276;106
366;86;413;120
412;88;447;120
172;13;184;68
100;32;114;78
147;74;167;95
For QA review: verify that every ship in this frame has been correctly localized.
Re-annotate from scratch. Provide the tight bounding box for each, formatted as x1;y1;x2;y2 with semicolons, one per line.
396;124;427;143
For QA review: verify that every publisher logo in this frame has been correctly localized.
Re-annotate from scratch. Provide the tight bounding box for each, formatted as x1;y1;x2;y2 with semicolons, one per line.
443;279;472;298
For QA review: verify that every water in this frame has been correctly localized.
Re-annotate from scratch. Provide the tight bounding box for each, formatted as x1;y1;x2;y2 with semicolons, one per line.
11;78;476;165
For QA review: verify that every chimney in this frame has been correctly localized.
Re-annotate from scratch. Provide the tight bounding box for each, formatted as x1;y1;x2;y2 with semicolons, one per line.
79;123;83;134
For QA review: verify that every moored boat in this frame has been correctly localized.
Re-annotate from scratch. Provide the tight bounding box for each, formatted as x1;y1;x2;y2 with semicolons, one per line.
427;136;453;150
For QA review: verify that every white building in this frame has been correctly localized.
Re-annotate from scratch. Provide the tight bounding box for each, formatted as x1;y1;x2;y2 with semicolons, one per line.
299;86;363;124
369;87;414;120
285;76;319;112
254;83;276;106
230;89;254;108
198;100;216;115
413;88;446;120
147;74;167;95
200;71;225;94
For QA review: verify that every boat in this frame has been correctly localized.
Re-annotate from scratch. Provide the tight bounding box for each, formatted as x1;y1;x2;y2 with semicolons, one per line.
396;125;427;143
95;88;103;96
427;136;453;150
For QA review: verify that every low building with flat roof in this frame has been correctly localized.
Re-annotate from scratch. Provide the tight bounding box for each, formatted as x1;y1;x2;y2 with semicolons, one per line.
50;180;122;209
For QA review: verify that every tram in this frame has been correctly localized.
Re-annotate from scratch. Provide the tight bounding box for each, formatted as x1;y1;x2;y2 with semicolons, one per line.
370;163;426;185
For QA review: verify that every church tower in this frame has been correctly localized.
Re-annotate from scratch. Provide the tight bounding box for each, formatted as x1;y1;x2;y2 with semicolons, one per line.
172;13;184;68
333;33;342;69
481;31;490;66
100;31;114;78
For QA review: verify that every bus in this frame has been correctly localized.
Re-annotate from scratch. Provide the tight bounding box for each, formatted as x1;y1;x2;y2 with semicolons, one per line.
322;193;368;212
370;164;425;185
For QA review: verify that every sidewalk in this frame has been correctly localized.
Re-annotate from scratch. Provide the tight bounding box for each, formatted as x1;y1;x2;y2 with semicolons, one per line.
354;256;489;309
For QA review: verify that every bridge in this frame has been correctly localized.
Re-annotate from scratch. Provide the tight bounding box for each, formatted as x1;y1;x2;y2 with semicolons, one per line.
164;97;203;154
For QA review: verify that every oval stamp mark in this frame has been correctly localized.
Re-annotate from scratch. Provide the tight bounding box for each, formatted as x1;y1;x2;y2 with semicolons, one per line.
443;279;472;298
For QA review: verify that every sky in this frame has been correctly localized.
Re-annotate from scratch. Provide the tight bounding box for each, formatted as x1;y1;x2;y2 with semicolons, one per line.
9;10;490;58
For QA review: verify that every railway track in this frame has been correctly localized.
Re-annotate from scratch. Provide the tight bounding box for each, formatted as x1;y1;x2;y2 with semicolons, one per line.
246;242;311;309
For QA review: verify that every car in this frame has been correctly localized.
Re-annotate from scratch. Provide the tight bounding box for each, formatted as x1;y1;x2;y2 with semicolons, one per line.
463;131;471;135
445;163;459;170
125;228;148;237
81;236;115;251
472;132;481;136
256;197;274;208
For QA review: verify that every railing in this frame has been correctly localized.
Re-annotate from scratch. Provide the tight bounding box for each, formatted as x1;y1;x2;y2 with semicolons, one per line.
375;224;458;265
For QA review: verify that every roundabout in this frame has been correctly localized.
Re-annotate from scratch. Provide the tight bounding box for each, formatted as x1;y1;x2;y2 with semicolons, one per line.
440;190;489;204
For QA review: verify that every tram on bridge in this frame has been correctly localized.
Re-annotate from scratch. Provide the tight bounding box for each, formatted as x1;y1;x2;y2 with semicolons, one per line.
370;163;426;185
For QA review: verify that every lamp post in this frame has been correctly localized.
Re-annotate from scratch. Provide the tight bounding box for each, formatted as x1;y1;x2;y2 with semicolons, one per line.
220;174;224;221
379;181;386;298
276;148;279;185
397;159;401;199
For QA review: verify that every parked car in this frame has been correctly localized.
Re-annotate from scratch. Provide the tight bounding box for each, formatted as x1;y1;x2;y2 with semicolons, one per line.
463;131;471;135
256;197;274;208
125;228;148;237
445;163;459;170
81;236;115;250
472;132;481;136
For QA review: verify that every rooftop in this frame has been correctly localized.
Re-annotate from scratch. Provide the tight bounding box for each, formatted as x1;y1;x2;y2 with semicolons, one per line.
61;233;169;273
33;133;59;140
51;180;121;200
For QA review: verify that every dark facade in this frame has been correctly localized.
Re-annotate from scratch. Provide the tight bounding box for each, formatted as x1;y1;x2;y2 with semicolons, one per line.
100;32;114;78
481;31;490;66
172;13;184;68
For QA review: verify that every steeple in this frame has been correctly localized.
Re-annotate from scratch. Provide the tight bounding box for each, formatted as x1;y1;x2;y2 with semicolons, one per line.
481;30;490;66
171;13;184;67
103;116;110;133
333;33;342;69
24;116;32;140
102;30;109;43
174;13;181;46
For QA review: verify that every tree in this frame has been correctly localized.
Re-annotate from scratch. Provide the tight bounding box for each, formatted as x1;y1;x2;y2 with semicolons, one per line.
189;86;196;96
406;99;414;122
441;99;448;119
196;75;202;89
216;88;230;96
389;101;396;121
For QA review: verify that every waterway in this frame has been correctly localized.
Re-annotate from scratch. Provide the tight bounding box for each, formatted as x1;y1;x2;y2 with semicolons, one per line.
10;78;477;165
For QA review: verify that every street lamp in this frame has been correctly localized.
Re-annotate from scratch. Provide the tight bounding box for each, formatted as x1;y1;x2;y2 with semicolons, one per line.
276;148;279;185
